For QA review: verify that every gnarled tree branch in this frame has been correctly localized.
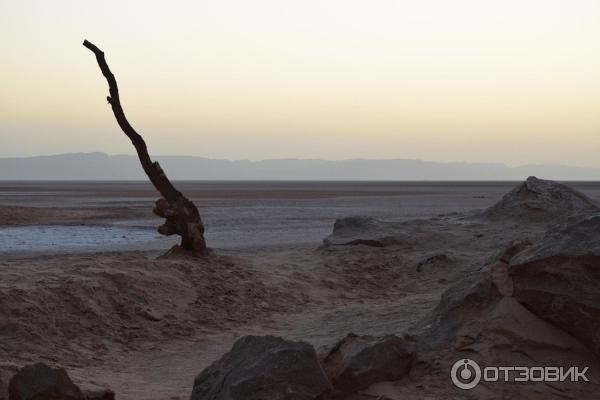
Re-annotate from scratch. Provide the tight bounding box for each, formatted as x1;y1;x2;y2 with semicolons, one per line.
83;39;208;256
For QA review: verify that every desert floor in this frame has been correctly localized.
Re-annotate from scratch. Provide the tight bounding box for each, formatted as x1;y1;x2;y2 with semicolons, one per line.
2;181;600;399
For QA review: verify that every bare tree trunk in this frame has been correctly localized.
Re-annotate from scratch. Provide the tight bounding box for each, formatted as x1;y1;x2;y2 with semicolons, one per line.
83;39;208;256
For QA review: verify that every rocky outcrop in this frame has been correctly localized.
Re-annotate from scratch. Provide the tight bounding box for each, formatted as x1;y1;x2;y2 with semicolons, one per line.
512;213;600;259
509;214;600;356
323;217;445;248
320;333;414;395
331;217;381;235
410;212;600;398
323;217;399;247
412;265;600;398
8;363;83;400
190;180;600;398
480;176;599;222
190;335;330;400
417;214;600;356
416;270;502;351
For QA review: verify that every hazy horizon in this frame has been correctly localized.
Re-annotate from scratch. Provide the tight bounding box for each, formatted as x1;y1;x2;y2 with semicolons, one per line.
0;151;596;168
2;1;600;167
3;152;600;181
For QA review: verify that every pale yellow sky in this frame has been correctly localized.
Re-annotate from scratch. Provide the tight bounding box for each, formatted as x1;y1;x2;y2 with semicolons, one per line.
1;0;600;166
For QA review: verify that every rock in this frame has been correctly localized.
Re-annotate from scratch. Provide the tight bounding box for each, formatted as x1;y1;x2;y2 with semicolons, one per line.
490;262;513;297
413;267;600;400
480;176;599;223
332;217;380;235
486;240;533;297
494;239;532;264
415;253;453;272
409;218;600;398
512;213;600;259
190;335;330;400
509;214;600;356
136;306;163;322
323;217;398;247
8;363;83;400
323;217;444;248
83;389;115;400
0;365;18;400
482;297;589;354
321;333;414;394
1;374;7;400
417;271;501;351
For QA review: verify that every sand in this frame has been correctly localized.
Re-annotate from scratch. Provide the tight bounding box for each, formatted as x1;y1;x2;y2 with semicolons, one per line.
0;219;545;399
0;206;128;227
0;244;452;398
2;180;600;399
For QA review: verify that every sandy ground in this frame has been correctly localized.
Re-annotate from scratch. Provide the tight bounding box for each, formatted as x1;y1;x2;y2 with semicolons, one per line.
0;206;135;227
1;244;456;399
0;217;548;399
2;181;599;399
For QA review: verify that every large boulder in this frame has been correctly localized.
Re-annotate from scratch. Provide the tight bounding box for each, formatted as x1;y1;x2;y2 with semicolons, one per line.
190;335;330;400
8;363;83;400
509;214;600;356
480;176;599;223
320;333;414;394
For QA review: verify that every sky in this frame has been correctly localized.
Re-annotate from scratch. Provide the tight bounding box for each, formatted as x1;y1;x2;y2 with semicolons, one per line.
1;0;600;166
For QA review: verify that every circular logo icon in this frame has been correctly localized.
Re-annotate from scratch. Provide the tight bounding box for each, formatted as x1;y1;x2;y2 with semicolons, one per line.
451;359;481;390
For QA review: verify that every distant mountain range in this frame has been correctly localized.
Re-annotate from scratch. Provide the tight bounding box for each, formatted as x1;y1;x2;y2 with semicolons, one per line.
1;152;599;180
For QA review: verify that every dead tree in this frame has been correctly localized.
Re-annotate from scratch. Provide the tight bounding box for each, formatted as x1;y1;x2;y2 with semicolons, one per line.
83;40;208;256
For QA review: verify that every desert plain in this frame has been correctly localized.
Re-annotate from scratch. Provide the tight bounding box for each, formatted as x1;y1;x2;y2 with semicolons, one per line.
1;179;600;400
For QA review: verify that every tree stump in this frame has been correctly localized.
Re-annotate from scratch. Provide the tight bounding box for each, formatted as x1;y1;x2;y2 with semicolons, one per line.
83;40;208;256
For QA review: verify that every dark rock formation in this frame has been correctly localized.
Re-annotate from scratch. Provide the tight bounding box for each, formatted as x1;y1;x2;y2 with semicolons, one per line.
509;214;600;356
320;333;414;394
190;335;330;400
415;253;453;272
7;364;114;400
408;211;600;398
8;363;83;400
331;217;381;235
480;176;599;222
323;217;395;247
512;213;600;259
1;375;6;400
323;217;444;248
0;365;18;400
416;271;501;351
82;389;115;400
412;263;600;398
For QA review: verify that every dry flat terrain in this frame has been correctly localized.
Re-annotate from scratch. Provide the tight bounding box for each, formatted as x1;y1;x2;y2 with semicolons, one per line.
1;180;600;399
